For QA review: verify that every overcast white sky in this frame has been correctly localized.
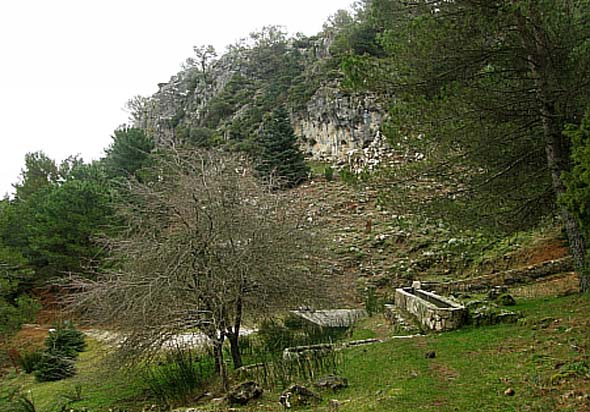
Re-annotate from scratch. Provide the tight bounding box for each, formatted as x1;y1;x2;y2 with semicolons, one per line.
0;0;352;197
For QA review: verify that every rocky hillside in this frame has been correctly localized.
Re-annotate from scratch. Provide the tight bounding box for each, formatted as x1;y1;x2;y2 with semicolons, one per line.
294;172;572;305
131;25;387;162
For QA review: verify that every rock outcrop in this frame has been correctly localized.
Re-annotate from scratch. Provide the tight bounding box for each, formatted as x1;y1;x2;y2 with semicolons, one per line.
294;84;386;160
133;29;388;163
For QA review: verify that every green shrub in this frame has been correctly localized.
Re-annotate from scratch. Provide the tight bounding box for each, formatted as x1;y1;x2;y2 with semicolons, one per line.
44;325;86;357
18;351;43;374
24;324;86;382
365;286;384;316
0;296;40;339
257;319;298;353
58;383;85;404
562;112;590;237
324;166;334;181
239;346;344;390
339;167;357;185
33;352;76;382
257;318;348;354
13;395;38;412
143;349;215;407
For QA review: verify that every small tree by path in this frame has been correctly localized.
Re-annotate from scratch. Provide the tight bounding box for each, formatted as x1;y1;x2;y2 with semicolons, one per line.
67;149;325;388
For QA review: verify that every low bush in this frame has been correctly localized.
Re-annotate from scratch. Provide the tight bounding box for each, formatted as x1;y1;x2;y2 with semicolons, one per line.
324;166;334;181
45;324;86;357
257;319;298;353
18;351;43;374
142;348;215;407
33;352;76;382
18;323;86;382
0;296;40;340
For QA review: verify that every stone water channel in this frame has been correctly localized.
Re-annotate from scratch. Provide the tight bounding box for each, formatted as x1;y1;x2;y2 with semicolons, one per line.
393;284;467;332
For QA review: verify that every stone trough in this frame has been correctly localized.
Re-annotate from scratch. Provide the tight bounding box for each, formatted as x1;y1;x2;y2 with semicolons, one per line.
394;285;467;332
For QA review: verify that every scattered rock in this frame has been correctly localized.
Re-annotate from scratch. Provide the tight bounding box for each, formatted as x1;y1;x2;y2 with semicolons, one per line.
279;385;322;408
226;381;263;405
561;390;590;401
487;286;508;301
465;300;487;311
504;388;515;396
315;374;349;391
469;303;521;326
425;351;436;359
328;399;341;412
539;317;557;329
497;294;516;306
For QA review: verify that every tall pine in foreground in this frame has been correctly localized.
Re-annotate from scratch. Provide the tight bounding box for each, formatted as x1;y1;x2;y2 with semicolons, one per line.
255;106;309;188
344;0;590;292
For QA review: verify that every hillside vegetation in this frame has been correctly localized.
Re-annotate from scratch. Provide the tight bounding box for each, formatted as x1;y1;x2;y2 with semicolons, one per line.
2;0;590;411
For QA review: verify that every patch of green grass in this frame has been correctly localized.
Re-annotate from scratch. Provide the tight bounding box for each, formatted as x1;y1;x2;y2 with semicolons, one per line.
306;160;332;179
1;339;146;412
330;294;590;412
4;295;589;411
349;328;377;341
227;295;589;412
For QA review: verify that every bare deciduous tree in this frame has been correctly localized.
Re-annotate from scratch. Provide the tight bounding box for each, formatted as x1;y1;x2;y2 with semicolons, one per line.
69;149;325;388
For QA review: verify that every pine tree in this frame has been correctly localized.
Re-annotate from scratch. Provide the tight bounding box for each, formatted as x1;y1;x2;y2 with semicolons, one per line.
103;127;154;179
345;0;590;292
255;106;309;188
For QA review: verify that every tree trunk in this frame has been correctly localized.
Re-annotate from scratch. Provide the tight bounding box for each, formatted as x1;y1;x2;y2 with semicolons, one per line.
227;296;243;369
211;333;228;390
544;116;589;293
515;4;589;293
227;331;241;370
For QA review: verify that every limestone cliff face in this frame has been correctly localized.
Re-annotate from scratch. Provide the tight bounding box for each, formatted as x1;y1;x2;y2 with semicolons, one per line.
135;31;387;162
294;84;385;160
137;52;242;145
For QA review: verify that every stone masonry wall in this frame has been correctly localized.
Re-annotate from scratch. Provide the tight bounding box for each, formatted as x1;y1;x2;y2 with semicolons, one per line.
394;288;467;332
423;257;574;294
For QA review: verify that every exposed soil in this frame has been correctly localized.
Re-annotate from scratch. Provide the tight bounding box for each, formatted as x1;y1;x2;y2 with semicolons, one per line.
511;238;569;267
8;325;48;352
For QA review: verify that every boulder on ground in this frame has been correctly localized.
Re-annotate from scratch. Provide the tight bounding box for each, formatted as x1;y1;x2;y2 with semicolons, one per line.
487;286;508;301
497;294;516;306
314;374;349;391
226;381;263;405
469;303;521;326
279;384;322;408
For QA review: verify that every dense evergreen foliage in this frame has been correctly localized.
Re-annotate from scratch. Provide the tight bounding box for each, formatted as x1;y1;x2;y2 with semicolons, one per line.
33;324;85;382
104;127;155;179
255;106;309;187
342;0;590;291
1;157;115;281
562;112;590;240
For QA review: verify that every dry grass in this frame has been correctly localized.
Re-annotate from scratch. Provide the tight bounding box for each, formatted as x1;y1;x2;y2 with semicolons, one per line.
511;273;579;299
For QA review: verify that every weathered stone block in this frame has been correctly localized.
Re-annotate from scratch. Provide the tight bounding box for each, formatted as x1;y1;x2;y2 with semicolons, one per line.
394;288;467;332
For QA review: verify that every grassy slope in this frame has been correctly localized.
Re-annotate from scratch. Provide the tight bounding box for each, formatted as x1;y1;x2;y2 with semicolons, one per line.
243;294;588;412
2;339;145;411
3;294;588;411
339;295;589;412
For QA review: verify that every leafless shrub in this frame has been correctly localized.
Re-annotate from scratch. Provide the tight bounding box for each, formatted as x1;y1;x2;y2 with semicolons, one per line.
67;149;327;388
